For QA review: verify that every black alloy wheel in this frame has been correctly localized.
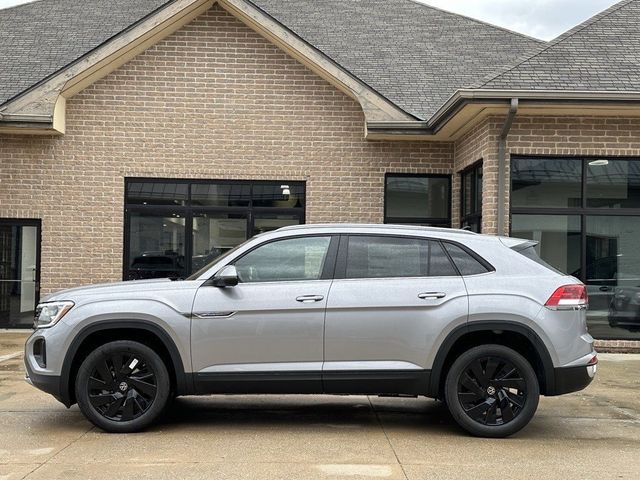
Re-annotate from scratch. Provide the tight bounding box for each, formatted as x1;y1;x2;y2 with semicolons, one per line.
445;344;540;438
76;340;170;432
87;351;157;422
456;355;526;426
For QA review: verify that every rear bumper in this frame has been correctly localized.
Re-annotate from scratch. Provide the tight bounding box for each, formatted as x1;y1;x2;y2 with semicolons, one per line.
547;363;596;396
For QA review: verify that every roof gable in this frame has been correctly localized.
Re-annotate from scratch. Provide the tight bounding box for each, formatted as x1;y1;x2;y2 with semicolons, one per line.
0;0;170;107
482;0;640;91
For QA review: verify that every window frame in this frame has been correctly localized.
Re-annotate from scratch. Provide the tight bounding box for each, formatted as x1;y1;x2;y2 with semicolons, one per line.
460;161;483;232
123;178;306;280
333;233;494;280
383;173;452;227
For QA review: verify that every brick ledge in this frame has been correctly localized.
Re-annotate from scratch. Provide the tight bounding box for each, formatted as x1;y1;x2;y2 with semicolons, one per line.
594;339;640;354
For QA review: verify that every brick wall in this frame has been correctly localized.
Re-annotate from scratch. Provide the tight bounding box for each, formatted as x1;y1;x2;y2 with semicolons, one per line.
0;4;453;295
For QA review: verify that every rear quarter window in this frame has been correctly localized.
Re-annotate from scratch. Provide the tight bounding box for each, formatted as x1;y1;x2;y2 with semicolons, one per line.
443;242;491;276
513;245;562;274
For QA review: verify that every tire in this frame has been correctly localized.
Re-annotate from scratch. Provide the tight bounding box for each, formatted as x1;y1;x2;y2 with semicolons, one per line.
75;340;170;433
444;344;539;438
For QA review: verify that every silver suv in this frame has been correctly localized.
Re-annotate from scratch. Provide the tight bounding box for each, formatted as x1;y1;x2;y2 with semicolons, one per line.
24;224;597;437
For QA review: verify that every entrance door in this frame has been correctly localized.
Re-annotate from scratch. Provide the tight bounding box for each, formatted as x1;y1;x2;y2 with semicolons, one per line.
0;220;40;328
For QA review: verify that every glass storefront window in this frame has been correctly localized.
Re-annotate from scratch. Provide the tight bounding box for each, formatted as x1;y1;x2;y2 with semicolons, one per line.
587;159;640;208
511;215;582;275
511;158;582;208
125;180;305;279
191;183;251;207
385;174;451;226
126;182;188;206
192;213;248;273
252;183;305;208
253;214;301;235
127;212;186;280
586;216;640;339
461;162;482;232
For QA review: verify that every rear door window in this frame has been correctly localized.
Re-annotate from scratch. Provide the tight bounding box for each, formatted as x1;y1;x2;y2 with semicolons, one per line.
344;236;458;279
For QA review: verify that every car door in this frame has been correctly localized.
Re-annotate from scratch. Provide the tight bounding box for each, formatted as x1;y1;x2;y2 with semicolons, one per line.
323;234;468;395
191;234;337;393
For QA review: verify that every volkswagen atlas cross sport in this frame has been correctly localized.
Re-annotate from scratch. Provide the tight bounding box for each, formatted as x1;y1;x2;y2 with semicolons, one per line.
24;224;597;437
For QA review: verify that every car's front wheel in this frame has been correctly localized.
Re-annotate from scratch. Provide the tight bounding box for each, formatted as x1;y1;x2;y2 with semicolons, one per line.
444;344;539;438
75;340;170;433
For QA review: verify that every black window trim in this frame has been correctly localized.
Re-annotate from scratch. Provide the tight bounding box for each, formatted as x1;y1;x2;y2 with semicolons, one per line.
333;233;494;280
384;173;452;227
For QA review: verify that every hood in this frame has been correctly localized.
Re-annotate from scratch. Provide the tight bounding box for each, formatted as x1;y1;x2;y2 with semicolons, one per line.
41;278;176;302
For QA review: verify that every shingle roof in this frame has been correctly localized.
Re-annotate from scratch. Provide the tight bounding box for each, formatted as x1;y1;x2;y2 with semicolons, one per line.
0;0;543;120
481;0;640;92
0;0;170;108
250;0;544;119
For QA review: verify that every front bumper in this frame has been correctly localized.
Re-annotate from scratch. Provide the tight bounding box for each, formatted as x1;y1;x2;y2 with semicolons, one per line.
24;359;67;406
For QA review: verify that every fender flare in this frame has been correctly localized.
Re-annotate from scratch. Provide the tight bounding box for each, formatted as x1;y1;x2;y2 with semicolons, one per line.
428;321;555;397
60;320;191;406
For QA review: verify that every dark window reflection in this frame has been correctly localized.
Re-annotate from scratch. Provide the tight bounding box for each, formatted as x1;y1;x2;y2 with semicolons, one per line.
511;158;582;208
511;214;582;275
127;182;188;206
585;216;640;338
461;162;482;232
192;213;247;272
385;175;451;225
191;183;251;207
127;212;186;280
587;159;640;208
252;183;305;208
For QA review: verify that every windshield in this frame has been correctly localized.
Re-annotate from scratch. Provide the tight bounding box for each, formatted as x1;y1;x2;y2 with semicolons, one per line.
186;243;245;280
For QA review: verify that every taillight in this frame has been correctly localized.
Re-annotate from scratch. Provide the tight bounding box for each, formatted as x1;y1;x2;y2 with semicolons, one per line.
545;284;588;309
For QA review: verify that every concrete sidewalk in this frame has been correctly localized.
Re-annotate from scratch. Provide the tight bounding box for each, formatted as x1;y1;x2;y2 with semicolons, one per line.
1;330;639;479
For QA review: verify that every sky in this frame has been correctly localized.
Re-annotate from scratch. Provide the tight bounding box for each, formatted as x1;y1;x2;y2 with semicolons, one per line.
0;0;622;41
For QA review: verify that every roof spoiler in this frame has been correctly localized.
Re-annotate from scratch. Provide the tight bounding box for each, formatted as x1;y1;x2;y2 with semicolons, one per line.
498;236;538;251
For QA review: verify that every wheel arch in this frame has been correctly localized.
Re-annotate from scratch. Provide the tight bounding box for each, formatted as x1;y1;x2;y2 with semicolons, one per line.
429;321;555;398
60;320;191;407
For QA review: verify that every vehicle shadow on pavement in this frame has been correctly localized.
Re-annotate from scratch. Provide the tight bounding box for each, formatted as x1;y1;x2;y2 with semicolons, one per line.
159;395;461;434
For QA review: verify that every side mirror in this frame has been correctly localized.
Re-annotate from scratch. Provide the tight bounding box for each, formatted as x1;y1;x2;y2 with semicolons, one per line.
211;265;239;287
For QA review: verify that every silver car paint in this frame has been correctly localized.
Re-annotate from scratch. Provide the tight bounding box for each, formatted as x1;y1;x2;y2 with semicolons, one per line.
324;275;468;371
25;224;594;386
191;279;331;373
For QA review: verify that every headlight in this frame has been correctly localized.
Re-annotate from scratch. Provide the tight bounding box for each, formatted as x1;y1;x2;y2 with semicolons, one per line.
34;301;74;329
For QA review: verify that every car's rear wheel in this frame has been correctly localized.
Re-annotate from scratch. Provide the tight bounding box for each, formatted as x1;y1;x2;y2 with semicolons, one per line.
445;344;539;438
75;340;170;433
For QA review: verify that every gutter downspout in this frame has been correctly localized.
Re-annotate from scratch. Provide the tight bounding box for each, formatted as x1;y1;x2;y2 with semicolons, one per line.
497;98;519;235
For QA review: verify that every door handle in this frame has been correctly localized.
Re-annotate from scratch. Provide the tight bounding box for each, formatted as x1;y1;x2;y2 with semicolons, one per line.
296;295;324;303
418;292;446;300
